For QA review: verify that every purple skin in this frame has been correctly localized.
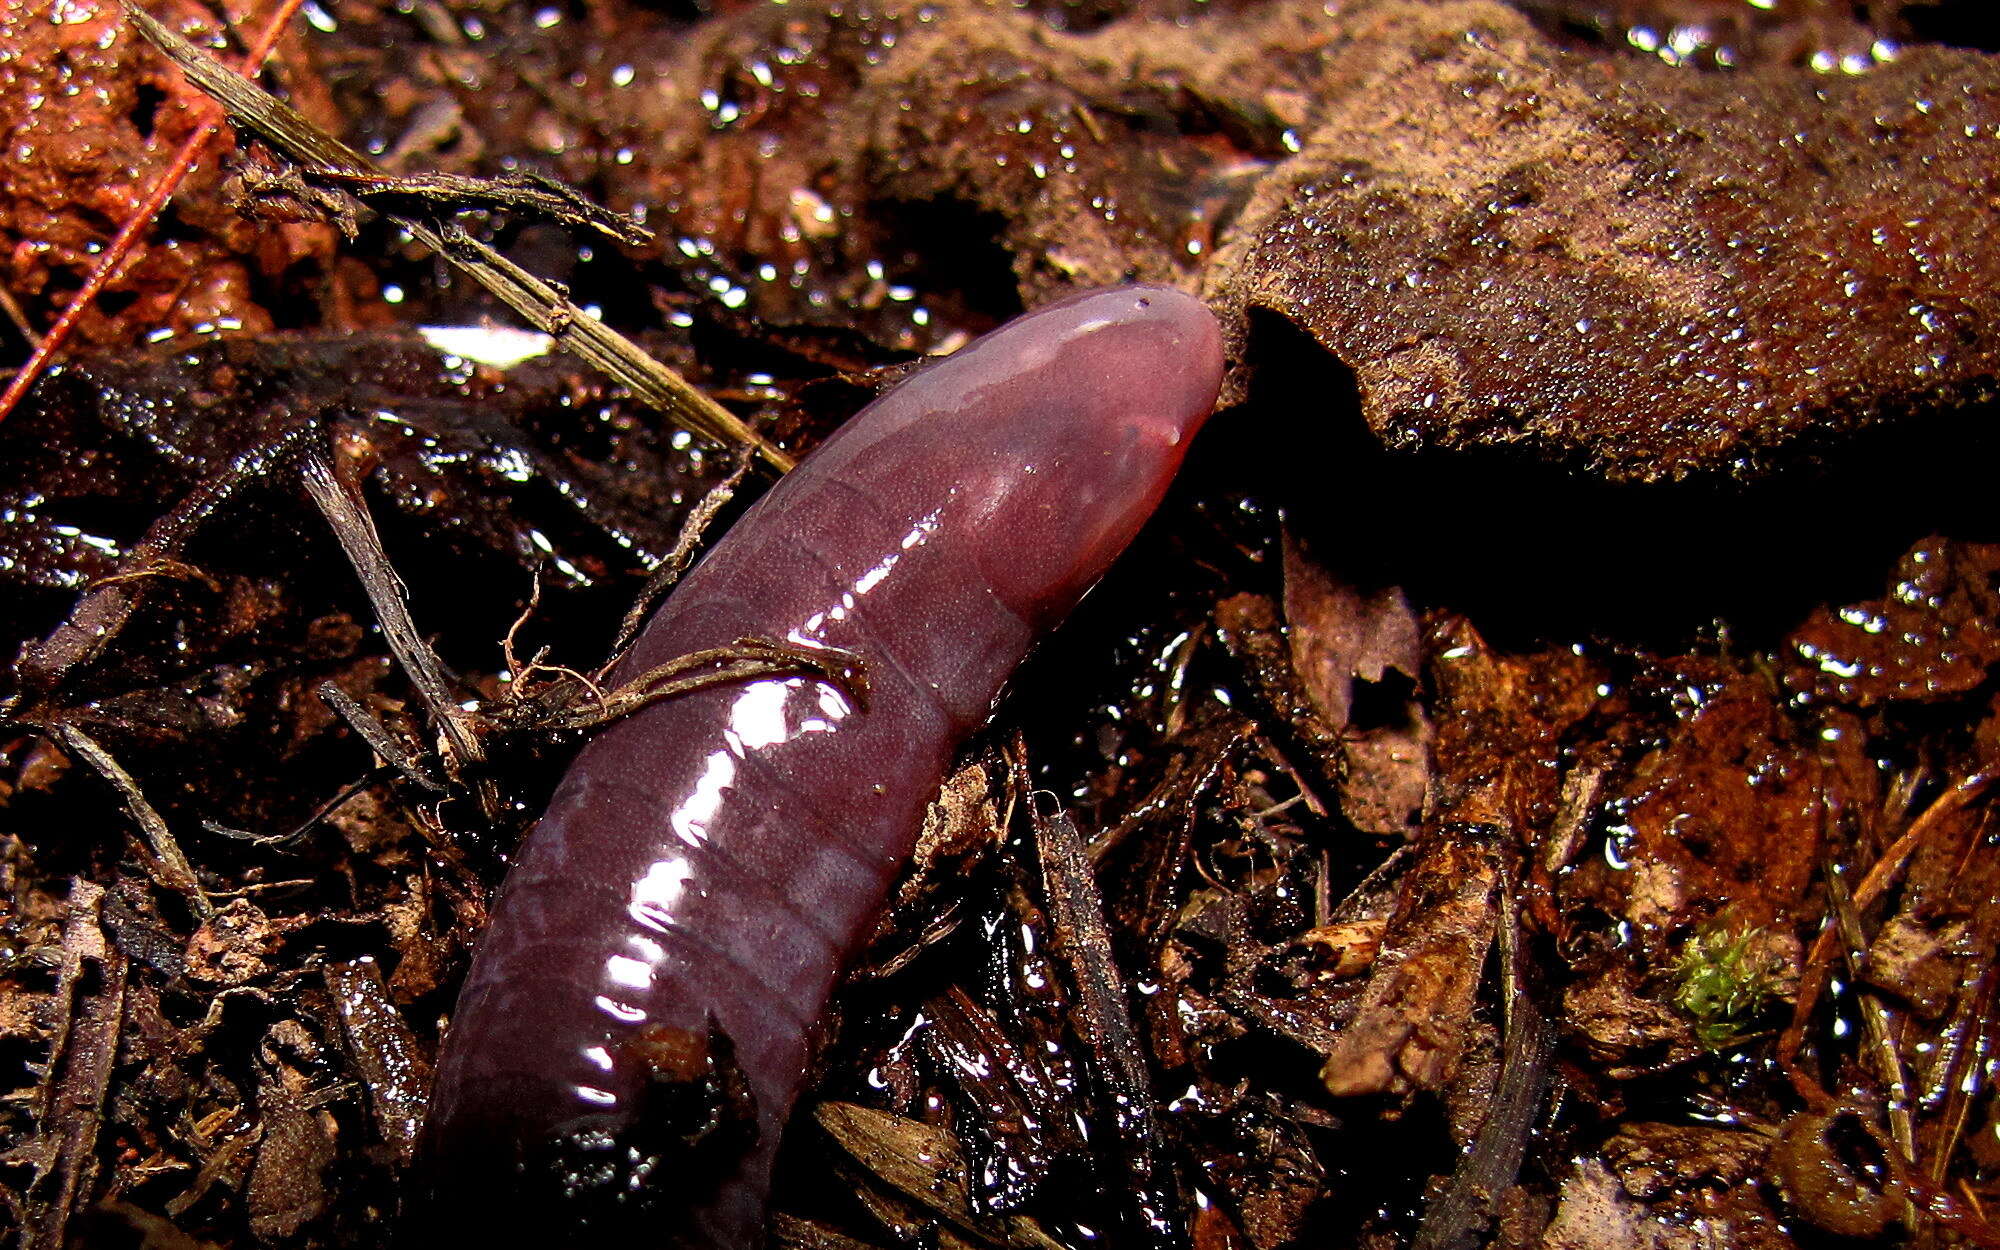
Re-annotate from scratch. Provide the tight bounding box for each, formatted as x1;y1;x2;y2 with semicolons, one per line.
412;285;1224;1246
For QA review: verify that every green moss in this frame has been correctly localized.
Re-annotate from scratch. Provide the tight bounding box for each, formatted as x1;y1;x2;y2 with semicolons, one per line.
1673;925;1785;1051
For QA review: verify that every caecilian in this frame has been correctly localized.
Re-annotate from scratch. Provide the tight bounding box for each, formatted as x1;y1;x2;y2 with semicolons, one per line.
411;285;1225;1247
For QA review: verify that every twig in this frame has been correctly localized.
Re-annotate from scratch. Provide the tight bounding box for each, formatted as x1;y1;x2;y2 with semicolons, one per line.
20;880;129;1250
121;1;794;473
16;419;323;700
0;0;308;426
303;166;650;245
201;767;398;847
608;447;755;661
297;463;454;738
1032;792;1181;1247
500;564;552;692
497;565;613;713
1822;856;1918;1229
1781;768;1998;1103
53;723;213;918
1412;858;1556;1250
516;638;867;734
300;453;496;814
1086;722;1248;861
0;282;42;349
1926;962;1998;1186
314;683;448;793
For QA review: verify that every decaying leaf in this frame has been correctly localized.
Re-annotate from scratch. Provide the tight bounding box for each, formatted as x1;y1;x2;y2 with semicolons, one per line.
1209;0;2000;480
1319;823;1499;1101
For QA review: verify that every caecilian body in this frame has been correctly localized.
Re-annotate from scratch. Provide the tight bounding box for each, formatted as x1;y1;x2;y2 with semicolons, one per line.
413;285;1225;1246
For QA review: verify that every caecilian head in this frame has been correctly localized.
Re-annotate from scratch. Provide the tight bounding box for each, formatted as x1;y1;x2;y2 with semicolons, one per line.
799;284;1226;630
951;285;1226;624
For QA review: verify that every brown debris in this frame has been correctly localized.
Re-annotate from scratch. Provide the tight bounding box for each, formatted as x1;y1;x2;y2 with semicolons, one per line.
244;1025;336;1242
1284;535;1424;734
1411;875;1554;1250
1787;537;2000;706
181;899;303;988
1283;533;1431;837
1542;1155;1793;1250
1319;822;1499;1101
1606;663;1830;936
4;0;2000;1246
1426;614;1610;834
123;3;790;472
602;0;1262;347
300;451;495;808
16;879;129;1250
919;989;1062;1215
815;1102;1066;1250
1035;803;1179;1243
1210;592;1345;783
1562;960;1702;1075
772;1212;893;1250
52;722;213;918
1769;1106;1898;1239
323;958;431;1163
1601;1121;1769;1204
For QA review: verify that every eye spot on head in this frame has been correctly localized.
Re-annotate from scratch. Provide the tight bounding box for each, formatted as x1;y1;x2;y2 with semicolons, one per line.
1136;297;1151;308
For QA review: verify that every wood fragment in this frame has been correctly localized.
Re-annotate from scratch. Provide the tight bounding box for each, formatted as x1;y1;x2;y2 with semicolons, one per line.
815;1102;1066;1250
1537;762;1609;880
52;723;212;918
770;1212;893;1250
19;879;130;1250
1034;799;1182;1247
1411;862;1555;1250
1319;822;1500;1101
315;682;447;793
923;987;1060;1213
1087;723;1246;862
300;453;493;810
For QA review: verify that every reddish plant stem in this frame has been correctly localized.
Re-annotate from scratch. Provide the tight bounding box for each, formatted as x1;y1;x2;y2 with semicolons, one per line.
0;0;307;425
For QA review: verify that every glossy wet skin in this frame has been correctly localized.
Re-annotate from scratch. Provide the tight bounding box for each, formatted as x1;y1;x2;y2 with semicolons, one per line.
412;286;1225;1247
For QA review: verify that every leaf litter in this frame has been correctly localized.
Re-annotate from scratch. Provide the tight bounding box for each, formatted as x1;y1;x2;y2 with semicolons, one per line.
1;0;1999;1247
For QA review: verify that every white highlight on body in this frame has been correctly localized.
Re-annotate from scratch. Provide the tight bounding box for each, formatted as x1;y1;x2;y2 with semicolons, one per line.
629;856;695;933
787;510;942;646
593;995;646;1023
604;955;653;991
669;751;735;849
